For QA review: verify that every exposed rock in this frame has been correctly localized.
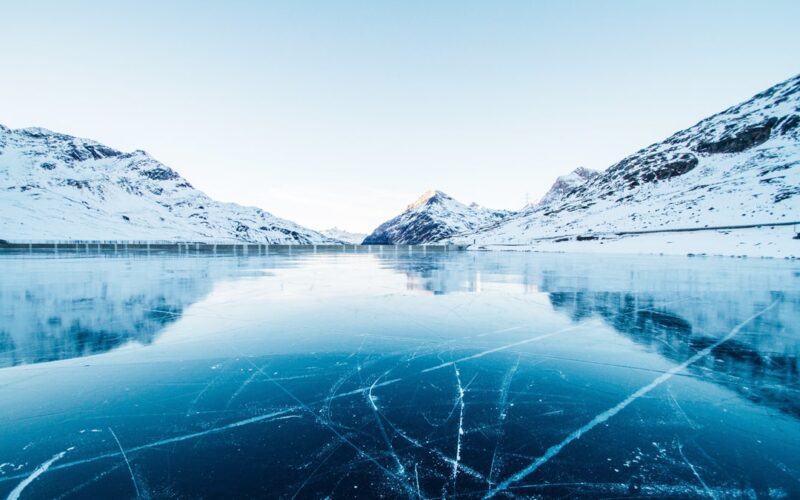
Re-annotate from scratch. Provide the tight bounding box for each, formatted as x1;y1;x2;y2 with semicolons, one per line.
695;118;777;154
364;190;512;244
537;167;600;206
453;73;800;247
0;125;340;244
779;115;800;135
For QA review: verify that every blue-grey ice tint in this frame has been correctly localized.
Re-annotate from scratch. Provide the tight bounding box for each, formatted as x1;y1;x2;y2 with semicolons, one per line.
0;248;798;498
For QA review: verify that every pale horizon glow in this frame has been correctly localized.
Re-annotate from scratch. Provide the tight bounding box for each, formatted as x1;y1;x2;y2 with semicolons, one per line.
1;1;798;233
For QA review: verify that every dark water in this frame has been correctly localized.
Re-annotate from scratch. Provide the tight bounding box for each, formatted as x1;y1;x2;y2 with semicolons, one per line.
0;249;798;499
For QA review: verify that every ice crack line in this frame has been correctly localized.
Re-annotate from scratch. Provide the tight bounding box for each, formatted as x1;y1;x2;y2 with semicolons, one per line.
452;364;466;494
678;442;715;500
244;360;417;497
0;386;385;485
368;373;407;477
422;322;592;373
108;427;141;499
379;412;487;483
488;357;519;486
6;449;71;500
17;321;590;483
415;463;422;499
484;298;779;499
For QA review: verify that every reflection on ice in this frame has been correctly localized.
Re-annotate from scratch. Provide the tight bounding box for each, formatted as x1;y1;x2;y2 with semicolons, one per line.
549;290;800;418
0;257;219;367
0;250;798;498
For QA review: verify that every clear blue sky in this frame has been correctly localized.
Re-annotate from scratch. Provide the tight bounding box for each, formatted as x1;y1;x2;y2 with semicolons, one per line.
1;1;798;232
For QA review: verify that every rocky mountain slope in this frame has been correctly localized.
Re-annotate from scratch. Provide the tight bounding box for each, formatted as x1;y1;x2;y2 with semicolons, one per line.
536;167;600;206
452;74;800;256
363;190;512;244
0;125;338;244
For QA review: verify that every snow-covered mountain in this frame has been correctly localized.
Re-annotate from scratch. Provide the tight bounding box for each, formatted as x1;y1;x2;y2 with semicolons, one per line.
453;74;800;257
362;190;512;244
0;125;338;244
536;167;600;206
320;227;367;244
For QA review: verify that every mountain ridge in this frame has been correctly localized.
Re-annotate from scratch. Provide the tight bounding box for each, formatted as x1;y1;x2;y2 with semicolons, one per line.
536;167;601;207
362;190;512;244
448;73;799;257
320;227;367;244
0;124;338;244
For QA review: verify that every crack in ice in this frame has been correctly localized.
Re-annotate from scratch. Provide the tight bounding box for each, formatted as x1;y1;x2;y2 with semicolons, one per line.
678;442;715;500
367;372;407;478
488;358;519;486
422;322;593;373
108;427;141;499
452;364;466;495
6;449;71;500
243;359;417;497
484;298;779;499
0;378;393;485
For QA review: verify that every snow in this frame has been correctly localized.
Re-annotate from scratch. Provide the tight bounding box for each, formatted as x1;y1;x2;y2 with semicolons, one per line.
473;225;800;258
535;167;600;207
363;190;512;244
0;125;339;244
319;227;368;244
477;225;800;258
449;74;800;257
2;73;797;254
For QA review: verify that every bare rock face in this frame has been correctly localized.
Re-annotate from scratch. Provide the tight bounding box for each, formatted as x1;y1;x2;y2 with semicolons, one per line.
695;118;778;154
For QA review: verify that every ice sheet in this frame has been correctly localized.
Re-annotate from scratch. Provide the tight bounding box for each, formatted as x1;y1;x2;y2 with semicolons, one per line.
0;249;798;498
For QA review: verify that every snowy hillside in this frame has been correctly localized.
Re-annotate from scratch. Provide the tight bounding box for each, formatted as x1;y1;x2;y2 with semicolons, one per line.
363;190;512;244
320;227;368;244
452;74;800;257
536;167;600;206
0;125;338;244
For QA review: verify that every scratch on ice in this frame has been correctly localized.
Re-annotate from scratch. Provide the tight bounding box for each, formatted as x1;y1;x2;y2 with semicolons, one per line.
484;299;779;499
108;427;142;499
422;322;592;373
6;448;72;500
452;364;466;488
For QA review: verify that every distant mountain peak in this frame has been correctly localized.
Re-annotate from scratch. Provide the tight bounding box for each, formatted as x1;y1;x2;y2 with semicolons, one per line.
18;126;58;137
320;227;368;244
572;166;599;179
536;166;600;206
408;189;450;210
364;191;512;244
457;73;800;252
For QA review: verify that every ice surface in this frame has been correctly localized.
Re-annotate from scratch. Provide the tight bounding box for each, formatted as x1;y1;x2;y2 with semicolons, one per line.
0;249;798;498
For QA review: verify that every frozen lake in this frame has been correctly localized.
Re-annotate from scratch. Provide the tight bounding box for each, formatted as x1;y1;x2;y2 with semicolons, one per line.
0;249;798;498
